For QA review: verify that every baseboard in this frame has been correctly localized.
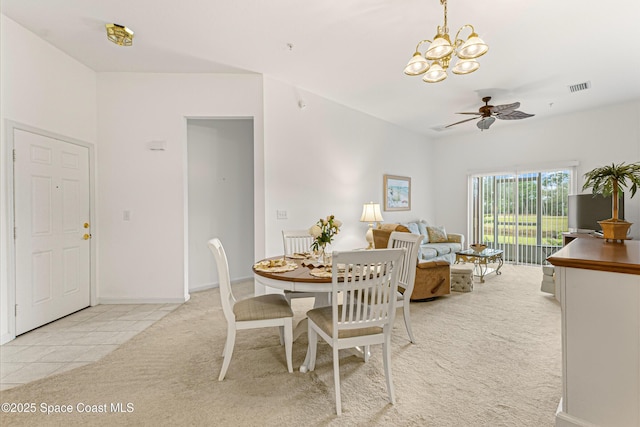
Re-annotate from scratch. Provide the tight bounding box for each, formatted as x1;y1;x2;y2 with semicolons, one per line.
99;276;253;304
97;296;189;305
189;282;217;293
1;332;14;345
189;276;253;293
555;411;599;427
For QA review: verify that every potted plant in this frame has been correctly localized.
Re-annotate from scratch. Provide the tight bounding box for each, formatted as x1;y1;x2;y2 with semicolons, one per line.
582;161;640;241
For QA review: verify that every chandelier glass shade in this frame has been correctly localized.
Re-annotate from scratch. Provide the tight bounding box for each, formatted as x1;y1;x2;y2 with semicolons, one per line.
422;61;447;83
404;0;488;83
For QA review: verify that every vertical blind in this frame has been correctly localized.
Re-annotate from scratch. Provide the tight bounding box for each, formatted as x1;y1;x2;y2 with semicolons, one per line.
471;169;571;265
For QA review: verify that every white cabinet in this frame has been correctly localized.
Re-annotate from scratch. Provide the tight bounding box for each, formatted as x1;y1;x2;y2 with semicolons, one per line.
549;239;640;427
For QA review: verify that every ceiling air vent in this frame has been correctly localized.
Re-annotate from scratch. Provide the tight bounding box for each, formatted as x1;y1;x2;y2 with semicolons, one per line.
568;81;591;93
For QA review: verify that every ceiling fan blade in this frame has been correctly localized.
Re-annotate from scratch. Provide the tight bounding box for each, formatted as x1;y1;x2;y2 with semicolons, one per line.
477;117;496;130
495;110;535;120
490;102;520;115
445;116;481;128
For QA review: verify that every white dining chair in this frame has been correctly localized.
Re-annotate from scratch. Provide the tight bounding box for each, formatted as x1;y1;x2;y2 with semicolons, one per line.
306;248;405;415
387;231;423;343
282;229;316;304
208;238;294;381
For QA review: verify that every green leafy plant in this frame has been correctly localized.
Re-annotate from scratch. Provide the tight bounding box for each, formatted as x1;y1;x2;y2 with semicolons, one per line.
582;162;640;220
309;215;342;252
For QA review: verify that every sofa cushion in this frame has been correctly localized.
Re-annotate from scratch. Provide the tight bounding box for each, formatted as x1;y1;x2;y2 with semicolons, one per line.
419;246;438;260
417;221;430;243
375;223;464;265
427;225;448;243
401;222;421;236
429;242;461;255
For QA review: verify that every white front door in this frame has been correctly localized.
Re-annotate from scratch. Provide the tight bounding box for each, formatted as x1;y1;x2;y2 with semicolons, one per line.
14;129;91;335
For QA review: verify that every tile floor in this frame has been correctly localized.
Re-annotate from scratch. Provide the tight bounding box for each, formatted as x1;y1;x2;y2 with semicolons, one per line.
0;302;180;391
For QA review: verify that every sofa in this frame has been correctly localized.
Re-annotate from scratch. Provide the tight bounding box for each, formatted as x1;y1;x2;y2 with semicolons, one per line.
372;225;452;300
373;220;465;264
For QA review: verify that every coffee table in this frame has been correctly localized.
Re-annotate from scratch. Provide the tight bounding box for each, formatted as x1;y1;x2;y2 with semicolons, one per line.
454;248;504;283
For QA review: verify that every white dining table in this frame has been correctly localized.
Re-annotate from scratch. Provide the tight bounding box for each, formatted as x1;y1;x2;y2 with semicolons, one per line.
253;256;367;372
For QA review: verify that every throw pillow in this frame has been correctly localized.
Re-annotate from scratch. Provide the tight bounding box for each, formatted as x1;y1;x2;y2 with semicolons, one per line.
417;222;430;243
427;225;448;243
401;222;421;236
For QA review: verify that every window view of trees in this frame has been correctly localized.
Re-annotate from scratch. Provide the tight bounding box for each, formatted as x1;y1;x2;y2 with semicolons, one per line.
472;170;571;265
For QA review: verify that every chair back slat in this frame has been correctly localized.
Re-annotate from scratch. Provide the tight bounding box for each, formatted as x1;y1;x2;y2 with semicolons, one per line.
331;249;405;335
282;229;314;255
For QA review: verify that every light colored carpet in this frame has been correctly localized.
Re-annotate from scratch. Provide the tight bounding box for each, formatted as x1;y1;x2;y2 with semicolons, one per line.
0;264;561;426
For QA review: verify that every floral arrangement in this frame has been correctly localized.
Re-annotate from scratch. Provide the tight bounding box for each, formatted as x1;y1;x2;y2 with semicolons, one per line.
309;215;342;252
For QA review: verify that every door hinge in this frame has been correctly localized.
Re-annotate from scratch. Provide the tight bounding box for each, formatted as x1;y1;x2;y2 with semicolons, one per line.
13;149;16;162
15;304;18;316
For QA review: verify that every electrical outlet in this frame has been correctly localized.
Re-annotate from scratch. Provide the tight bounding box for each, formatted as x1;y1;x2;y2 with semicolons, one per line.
123;210;131;221
276;210;288;220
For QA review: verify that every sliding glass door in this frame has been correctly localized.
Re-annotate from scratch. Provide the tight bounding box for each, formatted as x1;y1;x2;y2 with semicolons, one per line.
471;169;573;265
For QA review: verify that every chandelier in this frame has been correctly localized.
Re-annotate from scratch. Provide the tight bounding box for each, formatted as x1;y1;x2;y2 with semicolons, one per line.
404;0;488;83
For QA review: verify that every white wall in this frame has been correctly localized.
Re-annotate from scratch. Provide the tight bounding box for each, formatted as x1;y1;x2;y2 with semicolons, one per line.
0;15;97;344
262;77;436;258
96;73;264;303
4;10;637;344
187;119;254;291
431;100;640;240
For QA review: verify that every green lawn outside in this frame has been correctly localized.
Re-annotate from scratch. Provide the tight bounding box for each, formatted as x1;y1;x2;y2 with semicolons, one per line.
481;214;567;246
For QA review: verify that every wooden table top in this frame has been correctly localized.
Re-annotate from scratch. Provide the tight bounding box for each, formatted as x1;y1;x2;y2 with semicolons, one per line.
547;238;640;276
253;256;332;284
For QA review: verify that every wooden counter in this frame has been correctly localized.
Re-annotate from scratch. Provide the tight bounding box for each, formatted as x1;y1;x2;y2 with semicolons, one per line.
547;238;640;427
547;238;640;275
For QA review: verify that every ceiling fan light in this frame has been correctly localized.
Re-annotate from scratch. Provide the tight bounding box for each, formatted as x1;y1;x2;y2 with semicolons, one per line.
422;62;447;83
457;33;488;59
452;58;479;75
403;52;430;76
425;34;453;60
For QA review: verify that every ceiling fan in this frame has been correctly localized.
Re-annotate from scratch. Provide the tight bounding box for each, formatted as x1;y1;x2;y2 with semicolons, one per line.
445;96;534;130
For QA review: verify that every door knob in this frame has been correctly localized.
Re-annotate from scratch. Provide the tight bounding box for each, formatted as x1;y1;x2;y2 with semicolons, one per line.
83;233;92;240
84;222;90;228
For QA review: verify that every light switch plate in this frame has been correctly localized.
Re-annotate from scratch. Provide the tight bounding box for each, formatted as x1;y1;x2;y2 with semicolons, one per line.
276;210;287;220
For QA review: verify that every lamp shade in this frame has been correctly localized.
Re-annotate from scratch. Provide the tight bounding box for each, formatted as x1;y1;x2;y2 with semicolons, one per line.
404;52;430;76
360;202;384;223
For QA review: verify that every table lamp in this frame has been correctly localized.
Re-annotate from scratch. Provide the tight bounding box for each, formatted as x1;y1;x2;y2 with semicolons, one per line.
360;202;384;249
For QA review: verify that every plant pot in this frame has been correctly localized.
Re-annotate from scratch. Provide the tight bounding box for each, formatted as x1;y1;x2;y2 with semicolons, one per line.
598;218;632;242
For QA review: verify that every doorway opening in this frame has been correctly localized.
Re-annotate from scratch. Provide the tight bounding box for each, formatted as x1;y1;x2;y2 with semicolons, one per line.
186;118;254;291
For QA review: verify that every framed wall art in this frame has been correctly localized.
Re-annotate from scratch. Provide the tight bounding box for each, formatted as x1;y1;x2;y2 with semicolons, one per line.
383;174;411;211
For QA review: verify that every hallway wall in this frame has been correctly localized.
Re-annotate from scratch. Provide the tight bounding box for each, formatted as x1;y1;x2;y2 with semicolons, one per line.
187;119;254;291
